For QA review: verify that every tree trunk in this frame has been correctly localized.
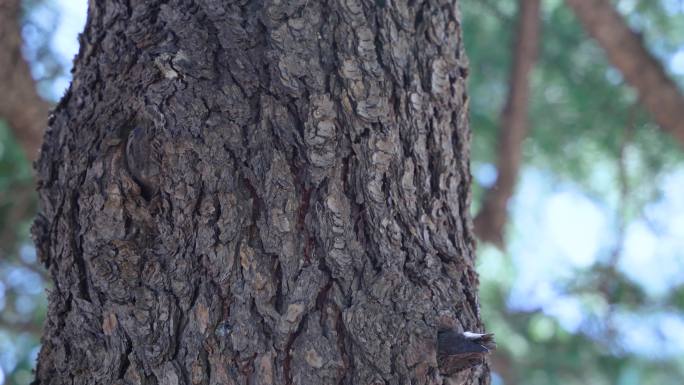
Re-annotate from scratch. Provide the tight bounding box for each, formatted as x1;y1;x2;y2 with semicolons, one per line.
32;1;486;385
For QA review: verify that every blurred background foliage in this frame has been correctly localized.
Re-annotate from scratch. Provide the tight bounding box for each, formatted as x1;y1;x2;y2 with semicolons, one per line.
0;0;683;384
465;0;684;384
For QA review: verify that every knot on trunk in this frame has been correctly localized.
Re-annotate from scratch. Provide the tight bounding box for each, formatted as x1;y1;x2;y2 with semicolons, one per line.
125;126;161;199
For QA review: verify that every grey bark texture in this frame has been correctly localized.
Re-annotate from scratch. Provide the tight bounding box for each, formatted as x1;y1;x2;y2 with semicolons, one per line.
32;1;487;385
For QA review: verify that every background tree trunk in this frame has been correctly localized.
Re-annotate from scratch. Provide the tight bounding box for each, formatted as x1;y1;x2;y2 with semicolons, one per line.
32;1;486;385
474;0;540;248
0;0;49;161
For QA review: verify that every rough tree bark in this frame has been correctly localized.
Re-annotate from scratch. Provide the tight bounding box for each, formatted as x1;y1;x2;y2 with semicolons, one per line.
473;0;540;248
0;0;50;161
566;0;684;148
32;1;487;385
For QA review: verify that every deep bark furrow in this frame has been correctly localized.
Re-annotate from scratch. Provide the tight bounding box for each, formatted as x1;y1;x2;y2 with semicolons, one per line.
32;1;486;385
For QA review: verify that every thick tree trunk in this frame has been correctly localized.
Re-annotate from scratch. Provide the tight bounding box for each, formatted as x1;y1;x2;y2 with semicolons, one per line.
473;0;540;248
32;1;486;385
0;0;50;161
566;0;684;148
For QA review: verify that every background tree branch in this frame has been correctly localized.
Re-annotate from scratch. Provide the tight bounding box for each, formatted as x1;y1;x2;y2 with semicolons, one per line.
566;0;684;148
474;0;541;248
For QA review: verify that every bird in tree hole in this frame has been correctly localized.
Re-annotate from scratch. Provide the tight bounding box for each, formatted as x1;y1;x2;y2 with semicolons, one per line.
437;330;496;376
